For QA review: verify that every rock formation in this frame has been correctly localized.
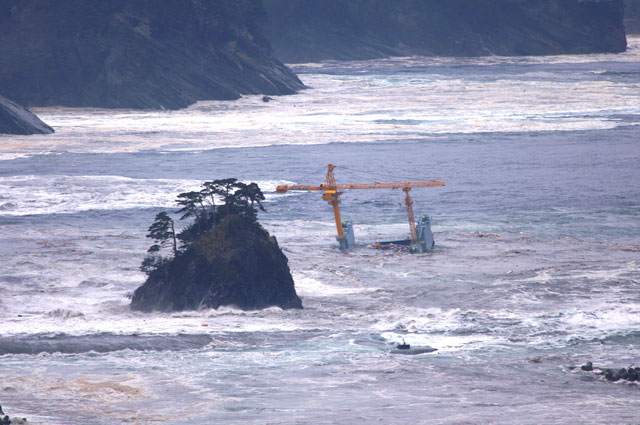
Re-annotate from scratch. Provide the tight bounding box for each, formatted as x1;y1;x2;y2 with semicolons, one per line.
578;361;640;383
263;0;628;63
131;214;303;312
0;94;53;135
0;0;304;110
625;0;640;33
0;405;27;425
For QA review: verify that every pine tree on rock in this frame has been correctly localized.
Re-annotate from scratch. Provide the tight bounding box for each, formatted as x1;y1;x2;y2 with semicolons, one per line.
146;211;178;256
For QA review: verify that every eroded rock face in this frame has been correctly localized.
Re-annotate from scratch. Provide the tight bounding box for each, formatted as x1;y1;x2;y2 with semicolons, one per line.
0;94;53;135
625;0;640;33
131;215;303;312
263;0;628;63
0;0;304;109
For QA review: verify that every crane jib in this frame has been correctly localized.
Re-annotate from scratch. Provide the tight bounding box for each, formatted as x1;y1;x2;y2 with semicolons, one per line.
275;180;445;193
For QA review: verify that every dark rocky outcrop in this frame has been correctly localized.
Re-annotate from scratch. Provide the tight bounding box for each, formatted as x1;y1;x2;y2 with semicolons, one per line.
578;361;640;384
581;361;594;371
263;0;628;63
0;405;27;425
131;215;302;312
0;0;304;110
0;94;53;135
625;0;640;33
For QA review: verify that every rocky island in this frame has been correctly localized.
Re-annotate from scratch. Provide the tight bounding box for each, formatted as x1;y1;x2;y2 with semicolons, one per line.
263;0;628;63
131;180;302;312
0;0;304;110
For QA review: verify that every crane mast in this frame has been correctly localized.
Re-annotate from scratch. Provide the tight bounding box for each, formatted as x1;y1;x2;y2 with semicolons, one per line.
403;187;418;244
323;164;345;240
275;164;445;252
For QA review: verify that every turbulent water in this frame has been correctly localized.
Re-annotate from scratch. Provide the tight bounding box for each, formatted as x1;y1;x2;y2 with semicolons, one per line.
1;38;639;424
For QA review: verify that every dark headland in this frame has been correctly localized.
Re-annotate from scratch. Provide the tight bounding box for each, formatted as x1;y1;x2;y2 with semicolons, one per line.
625;0;640;33
0;0;630;112
263;0;628;63
0;94;53;135
0;0;304;110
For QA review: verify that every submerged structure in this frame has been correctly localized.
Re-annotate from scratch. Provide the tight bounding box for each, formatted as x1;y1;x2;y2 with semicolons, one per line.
276;164;445;253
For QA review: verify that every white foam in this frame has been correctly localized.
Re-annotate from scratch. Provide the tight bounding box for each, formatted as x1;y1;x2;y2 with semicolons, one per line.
569;262;638;281
1;37;638;159
2;304;308;337
562;305;640;334
0;175;295;216
293;275;375;297
382;331;502;352
371;306;465;334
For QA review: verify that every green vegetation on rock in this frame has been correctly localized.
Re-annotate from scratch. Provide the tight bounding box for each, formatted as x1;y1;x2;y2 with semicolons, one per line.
131;179;302;312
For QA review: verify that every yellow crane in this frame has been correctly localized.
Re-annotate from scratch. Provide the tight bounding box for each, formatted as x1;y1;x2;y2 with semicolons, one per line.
276;164;445;251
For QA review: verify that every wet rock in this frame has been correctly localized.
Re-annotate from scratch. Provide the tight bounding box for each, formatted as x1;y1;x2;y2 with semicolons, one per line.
0;406;27;425
0;0;304;110
0;94;53;135
619;368;629;380
582;362;640;384
604;369;618;381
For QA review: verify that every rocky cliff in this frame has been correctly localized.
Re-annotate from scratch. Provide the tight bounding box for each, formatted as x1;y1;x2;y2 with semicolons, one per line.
0;0;304;109
625;0;640;33
263;0;628;63
130;215;303;312
0;94;53;135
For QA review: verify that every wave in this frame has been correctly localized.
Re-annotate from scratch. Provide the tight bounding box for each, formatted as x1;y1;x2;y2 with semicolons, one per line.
589;70;640;77
0;175;295;216
0;333;212;355
2;39;638;162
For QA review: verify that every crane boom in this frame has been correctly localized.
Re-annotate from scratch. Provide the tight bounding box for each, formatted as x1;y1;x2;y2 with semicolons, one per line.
275;164;445;251
276;180;445;193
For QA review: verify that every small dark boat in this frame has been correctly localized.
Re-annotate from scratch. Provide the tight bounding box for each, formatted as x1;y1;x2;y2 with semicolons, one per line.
391;339;437;355
391;346;437;355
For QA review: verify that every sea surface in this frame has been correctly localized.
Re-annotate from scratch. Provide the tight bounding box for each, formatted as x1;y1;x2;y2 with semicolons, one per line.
1;38;639;424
